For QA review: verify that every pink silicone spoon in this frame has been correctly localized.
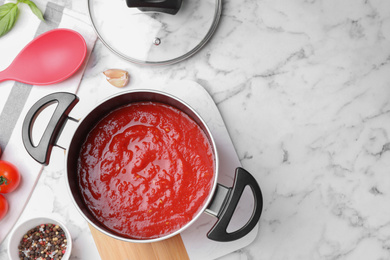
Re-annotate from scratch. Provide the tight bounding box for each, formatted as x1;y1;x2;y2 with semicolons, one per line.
0;28;87;86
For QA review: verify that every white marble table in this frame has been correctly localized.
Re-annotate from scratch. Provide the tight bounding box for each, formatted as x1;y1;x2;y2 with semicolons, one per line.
1;0;390;259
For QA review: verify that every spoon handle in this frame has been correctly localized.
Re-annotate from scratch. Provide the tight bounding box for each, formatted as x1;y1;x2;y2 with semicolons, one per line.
0;68;12;83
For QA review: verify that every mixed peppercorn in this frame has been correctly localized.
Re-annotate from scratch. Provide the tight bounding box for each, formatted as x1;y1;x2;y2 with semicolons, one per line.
18;223;68;260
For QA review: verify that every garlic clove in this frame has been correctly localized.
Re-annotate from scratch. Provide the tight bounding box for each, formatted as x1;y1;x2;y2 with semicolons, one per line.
103;69;129;88
107;77;129;88
103;69;127;78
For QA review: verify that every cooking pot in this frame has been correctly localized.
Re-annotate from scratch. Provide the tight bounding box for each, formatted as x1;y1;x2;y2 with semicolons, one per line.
22;90;263;242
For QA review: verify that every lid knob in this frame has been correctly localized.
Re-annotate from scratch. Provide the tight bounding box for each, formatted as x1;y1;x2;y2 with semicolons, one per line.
126;0;182;15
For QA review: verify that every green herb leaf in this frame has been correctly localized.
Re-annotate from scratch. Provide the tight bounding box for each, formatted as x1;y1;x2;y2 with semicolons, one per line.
0;3;19;37
21;0;44;21
0;3;16;20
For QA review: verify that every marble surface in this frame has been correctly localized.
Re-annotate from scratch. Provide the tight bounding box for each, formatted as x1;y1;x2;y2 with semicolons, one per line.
1;0;390;259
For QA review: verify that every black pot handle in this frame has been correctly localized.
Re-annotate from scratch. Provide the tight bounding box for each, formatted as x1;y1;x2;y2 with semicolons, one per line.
22;92;79;165
126;0;182;15
207;167;263;242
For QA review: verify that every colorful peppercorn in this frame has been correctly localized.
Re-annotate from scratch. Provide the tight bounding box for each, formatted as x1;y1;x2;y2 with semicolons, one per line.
18;223;68;260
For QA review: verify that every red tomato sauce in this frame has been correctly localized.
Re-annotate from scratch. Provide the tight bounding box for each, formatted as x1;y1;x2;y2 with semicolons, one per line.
77;102;215;239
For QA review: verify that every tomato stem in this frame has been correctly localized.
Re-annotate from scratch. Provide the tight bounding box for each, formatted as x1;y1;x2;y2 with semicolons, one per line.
0;176;8;185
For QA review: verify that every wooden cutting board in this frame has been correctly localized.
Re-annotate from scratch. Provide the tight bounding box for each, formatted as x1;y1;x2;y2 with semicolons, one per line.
89;224;190;260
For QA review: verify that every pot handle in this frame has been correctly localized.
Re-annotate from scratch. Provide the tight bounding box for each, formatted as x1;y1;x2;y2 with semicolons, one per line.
126;0;182;15
22;92;79;165
207;167;263;242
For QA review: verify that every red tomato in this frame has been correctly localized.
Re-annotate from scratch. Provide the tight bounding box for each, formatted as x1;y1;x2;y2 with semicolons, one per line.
0;194;8;221
0;160;20;193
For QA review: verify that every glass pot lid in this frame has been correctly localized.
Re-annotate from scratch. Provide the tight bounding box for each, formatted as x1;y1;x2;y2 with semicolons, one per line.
88;0;222;65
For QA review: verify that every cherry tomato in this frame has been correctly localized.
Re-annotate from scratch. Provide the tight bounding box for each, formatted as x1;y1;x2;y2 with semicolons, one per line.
0;160;20;193
0;194;8;221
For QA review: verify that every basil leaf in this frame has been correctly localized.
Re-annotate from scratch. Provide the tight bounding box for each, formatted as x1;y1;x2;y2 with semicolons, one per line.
0;3;19;37
21;0;44;21
0;3;16;20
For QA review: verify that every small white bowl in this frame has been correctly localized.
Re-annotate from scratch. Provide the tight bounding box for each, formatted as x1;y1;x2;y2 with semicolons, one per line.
8;217;72;260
